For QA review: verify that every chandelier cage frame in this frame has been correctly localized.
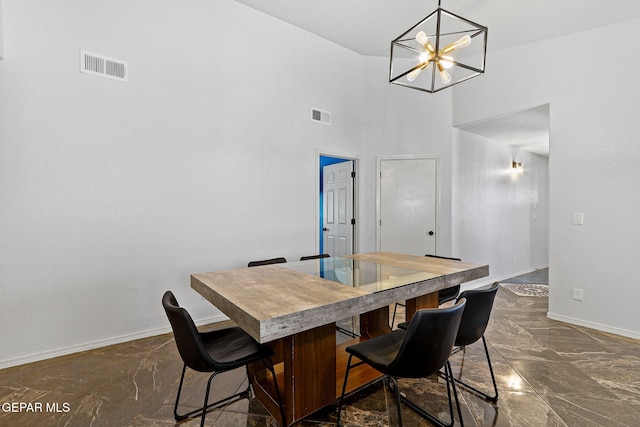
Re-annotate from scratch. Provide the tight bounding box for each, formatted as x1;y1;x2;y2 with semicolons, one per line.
389;1;488;93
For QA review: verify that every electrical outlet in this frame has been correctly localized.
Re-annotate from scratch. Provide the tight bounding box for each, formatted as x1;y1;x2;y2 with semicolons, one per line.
573;288;584;301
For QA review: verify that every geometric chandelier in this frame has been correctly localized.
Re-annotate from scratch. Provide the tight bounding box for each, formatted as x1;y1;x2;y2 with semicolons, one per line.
389;0;488;93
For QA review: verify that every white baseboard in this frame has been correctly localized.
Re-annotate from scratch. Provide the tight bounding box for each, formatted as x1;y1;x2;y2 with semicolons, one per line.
547;312;640;341
0;314;228;370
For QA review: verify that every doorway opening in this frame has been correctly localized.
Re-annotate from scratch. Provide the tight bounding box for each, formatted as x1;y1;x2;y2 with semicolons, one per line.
317;152;359;256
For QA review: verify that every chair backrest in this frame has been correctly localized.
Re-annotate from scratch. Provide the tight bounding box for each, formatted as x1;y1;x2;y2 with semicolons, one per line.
300;254;330;261
424;255;462;305
247;257;287;267
162;291;215;372
455;283;499;347
425;254;462;261
388;298;466;378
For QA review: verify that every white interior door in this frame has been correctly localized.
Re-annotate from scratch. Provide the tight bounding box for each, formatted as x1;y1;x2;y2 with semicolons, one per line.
379;157;437;255
323;161;354;257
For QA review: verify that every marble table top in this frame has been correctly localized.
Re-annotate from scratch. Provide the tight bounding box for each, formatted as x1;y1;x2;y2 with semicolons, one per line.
191;252;488;343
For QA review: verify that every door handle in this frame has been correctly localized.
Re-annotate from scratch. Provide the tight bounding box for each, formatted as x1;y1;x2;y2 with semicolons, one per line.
428;231;434;236
323;227;329;231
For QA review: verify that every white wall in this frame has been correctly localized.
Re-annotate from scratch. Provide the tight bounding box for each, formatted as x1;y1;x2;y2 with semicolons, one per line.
361;56;455;256
0;0;559;368
0;0;4;59
0;0;367;366
452;130;549;285
452;20;640;339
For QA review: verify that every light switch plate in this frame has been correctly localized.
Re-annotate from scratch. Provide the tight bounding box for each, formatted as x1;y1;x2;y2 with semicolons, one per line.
573;288;584;301
573;212;584;225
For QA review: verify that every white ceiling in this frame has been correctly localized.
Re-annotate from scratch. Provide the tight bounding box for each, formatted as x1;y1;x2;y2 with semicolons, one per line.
236;0;640;57
457;104;550;156
235;0;640;157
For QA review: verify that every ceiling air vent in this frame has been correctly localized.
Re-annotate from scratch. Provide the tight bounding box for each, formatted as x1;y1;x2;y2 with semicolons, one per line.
311;108;331;125
80;50;128;82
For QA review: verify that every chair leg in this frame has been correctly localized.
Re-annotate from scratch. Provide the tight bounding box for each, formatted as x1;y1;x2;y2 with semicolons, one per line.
172;364;252;424
391;303;404;329
173;364;188;421
389;376;403;426
391;303;398;329
200;371;217;427
399;362;462;427
453;336;499;403
337;354;354;426
336;325;359;338
446;361;464;427
482;336;499;402
260;357;287;426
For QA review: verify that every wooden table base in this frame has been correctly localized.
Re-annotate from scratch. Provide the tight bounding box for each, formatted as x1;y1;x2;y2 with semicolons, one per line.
251;292;440;426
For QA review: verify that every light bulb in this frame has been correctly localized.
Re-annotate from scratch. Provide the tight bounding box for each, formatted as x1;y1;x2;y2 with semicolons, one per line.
440;55;454;69
407;62;430;81
425;40;436;54
419;52;430;63
442;35;471;54
439;68;452;84
416;31;429;46
437;62;451;84
407;68;422;82
415;31;436;54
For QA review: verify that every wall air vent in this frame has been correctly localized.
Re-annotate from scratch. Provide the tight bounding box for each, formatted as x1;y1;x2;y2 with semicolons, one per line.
311;108;331;125
80;50;128;82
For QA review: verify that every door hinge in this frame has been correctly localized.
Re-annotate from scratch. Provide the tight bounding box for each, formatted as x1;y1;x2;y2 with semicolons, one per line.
351;218;356;225
351;171;356;178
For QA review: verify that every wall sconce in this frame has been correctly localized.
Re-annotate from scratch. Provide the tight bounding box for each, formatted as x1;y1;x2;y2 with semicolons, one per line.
512;161;523;174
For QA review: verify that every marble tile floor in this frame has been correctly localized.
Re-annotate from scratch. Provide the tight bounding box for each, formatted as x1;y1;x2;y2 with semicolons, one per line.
2;269;640;426
500;268;549;286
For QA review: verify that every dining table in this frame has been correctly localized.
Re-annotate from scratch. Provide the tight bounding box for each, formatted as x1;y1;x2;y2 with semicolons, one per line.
191;251;489;426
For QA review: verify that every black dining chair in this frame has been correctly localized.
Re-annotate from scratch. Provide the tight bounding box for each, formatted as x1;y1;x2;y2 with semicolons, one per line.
247;257;287;267
299;253;330;261
162;291;286;427
391;254;462;329
397;282;499;403
338;299;467;427
450;282;500;402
